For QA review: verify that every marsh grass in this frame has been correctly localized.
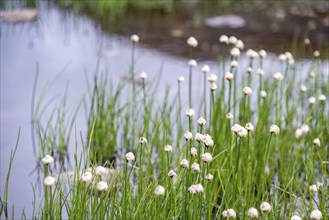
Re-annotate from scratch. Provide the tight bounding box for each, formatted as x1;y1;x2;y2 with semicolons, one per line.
1;36;328;220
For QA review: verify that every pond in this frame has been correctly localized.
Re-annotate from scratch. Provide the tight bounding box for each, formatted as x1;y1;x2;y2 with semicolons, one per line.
1;1;328;218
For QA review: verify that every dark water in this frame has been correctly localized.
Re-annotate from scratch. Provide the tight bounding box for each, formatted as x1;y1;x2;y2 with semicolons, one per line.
0;1;328;217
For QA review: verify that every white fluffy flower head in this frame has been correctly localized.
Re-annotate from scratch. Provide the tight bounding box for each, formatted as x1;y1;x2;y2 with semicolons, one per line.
81;171;93;184
310;209;322;220
197;117;206;127
125;152;135;161
243;86;252;96
201;153;213;163
154;185;165;196
185;108;195;117
164;145;173;152
202;65;210;73
130;34;139;43
180;159;189;168
187;36;198;47
97;181;108;192
42;155;54;165
270;125;280;135
247;207;259;219
260;201;271;213
188;59;197;67
44;176;56;186
184;131;193;140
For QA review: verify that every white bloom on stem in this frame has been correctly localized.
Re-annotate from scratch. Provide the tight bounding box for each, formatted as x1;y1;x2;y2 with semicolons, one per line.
316;181;323;187
301;125;309;133
197;117;206;127
225;72;234;81
219;35;229;44
257;68;264;76
185;108;195;117
188;185;198;194
130;34;139;43
139;137;148;144
230;47;240;57
44;176;56;186
285;51;293;60
246;49;258;59
310;71;316;78
190;147;198;156
278;53;287;62
230;60;238;68
247;67;253;74
309;184;318;193
139;72;147;81
201;153;213;163
202;65;210;73
295;128;303;139
260;90;267;99
228;36;238;45
245;122;254;132
235;39;244;49
180;159;189;168
247;207;259;218
184;131;193;140
96;181;108;192
313;138;320;147
178;76;185;82
208;73;218;83
205;173;214;181
304;38;310;45
270;125;280;135
187;36;198;47
313;50;320;57
210;83;218;91
191;162;200;173
195;183;204;193
225;209;236;218
125;152;135;161
226;112;233;120
273;72;284;82
243;86;252;96
308;97;316;104
164;145;173;152
260;201;271;213
188;59;197;67
300;84;307;92
232;124;243;133
291;215;302;220
237;127;248;137
96;165;107;176
168;170;177;178
318;94;326;102
259;49;267;57
81;171;93;184
154;185;165;196
310;209;322;220
195;133;205;143
204;135;214;147
42;155;54;165
222;210;229;218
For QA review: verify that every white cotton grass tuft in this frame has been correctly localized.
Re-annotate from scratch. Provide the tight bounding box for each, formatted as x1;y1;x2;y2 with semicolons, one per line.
310;209;322;220
300;84;307;92
208;73;218;83
230;47;240;57
42;155;54;165
205;173;214;181
231;60;238;68
273;72;284;82
125;152;135;161
130;34;139;43
259;49;267;57
260;201;271;213
245;122;254;132
139;137;148;144
154;185;165;196
260;90;267;99
304;38;310;45
231;124;248;137
44;176;56;186
197;117;206;127
139;71;147;81
308;96;316;104
228;36;238;45
190;147;197;156
318;94;326;102
222;208;236;218
295;128;303;139
96;181;108;192
310;71;316;78
195;133;205;143
184;131;193;140
188;184;204;194
219;35;229;44
270;125;280;135
309;184;318;193
313;138;320;147
278;53;287;62
210;83;218;91
225;72;234;81
243;86;252;96
178;76;185;82
185;108;195;117
291;215;302;220
187;36;198;47
202;65;210;73
257;68;264;75
235;39;244;49
188;59;197;67
313;50;320;57
247;67;253;74
164;145;173;152
168;170;177;178
81;171;93;184
247;207;259;219
226;112;234;120
191;162;200;173
201;153;213;163
246;49;259;59
96;165;107;176
180;159;189;168
204;135;214;147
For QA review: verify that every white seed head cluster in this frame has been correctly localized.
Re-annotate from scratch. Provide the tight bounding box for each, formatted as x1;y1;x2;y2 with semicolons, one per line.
164;145;173;152
202;64;210;73
222;208;236;218
295;124;310;139
204;134;214;147
318;94;326;102
185;108;195;117
260;201;271;213
180;159;189;168
231;124;248;137
195;133;205;143
139;137;148;144
308;96;316;104
96;181;108;192
201;153;213;163
245;122;255;132
309;184;318;193
259;49;267;57
81;171;93;184
246;49;259;59
125;152;135;161
260;90;267;99
190;147;198;156
205;173;214;181
313;50;320;57
247;207;259;219
313;138;320;147
44;176;56;186
243;86;252;96
167;170;177;178
226;112;234;120
230;47;240;57
310;209;322;220
210;83;218;91
273;72;284;82
257;68;264;76
42;155;54;165
178;76;185;82
154;185;165;196
184;131;193;140
130;34;139;43
139;71;147;81
235;39;244;49
191;162;200;173
96;165;107;176
187;36;198;47
188;59;197;67
231;60;238;68
270;125;280;135
197;117;206;127
225;72;234;81
300;84;307;92
219;35;229;44
228;36;237;45
188;183;204;194
291;215;302;220
208;73;218;83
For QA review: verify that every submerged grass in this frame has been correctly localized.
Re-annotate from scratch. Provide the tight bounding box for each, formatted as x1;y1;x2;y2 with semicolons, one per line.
1;34;329;220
